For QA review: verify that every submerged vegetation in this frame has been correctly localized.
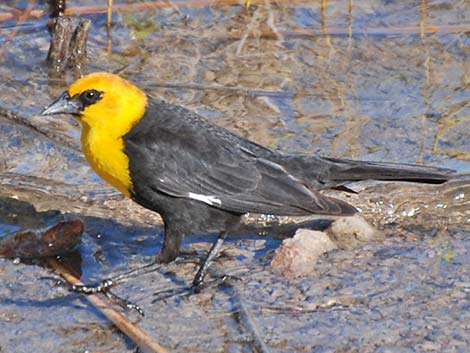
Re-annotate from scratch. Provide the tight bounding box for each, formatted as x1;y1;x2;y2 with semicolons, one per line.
0;1;469;352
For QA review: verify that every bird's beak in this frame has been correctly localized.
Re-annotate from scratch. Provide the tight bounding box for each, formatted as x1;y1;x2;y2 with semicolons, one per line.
41;91;82;116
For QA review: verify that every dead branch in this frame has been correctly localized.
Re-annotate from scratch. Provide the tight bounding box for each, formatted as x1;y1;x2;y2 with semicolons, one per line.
232;284;273;353
0;106;81;153
48;257;170;353
0;0;468;38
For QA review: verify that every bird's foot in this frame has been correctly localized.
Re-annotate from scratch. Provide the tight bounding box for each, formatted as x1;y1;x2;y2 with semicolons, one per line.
174;249;207;264
66;262;164;315
191;272;242;293
70;279;144;316
150;273;241;304
104;290;145;317
70;278;115;294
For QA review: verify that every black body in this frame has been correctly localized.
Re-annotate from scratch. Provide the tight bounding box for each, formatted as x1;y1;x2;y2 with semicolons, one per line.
124;98;453;263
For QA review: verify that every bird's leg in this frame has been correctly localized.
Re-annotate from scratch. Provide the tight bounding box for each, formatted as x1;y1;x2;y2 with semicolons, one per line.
192;231;227;293
71;227;184;294
156;224;184;263
70;261;163;294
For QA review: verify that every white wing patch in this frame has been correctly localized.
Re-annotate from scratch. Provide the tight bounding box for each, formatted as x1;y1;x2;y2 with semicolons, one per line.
188;192;222;206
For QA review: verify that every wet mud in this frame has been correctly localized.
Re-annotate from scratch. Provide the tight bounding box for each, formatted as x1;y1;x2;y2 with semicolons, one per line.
0;1;469;352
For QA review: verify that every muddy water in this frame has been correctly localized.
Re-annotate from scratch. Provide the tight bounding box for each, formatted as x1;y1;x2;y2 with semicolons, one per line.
0;1;469;352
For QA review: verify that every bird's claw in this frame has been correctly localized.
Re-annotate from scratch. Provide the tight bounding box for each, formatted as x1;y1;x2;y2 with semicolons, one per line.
70;279;145;316
218;273;242;287
105;291;145;317
191;273;242;293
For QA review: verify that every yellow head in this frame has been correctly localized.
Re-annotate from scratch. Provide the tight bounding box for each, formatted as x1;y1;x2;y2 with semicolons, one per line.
41;72;148;197
42;72;148;138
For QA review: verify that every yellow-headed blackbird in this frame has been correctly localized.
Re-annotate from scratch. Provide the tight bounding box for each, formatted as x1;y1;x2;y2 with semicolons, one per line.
41;72;453;289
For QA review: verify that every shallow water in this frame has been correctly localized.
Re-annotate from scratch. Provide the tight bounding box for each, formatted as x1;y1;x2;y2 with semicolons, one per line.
0;1;469;352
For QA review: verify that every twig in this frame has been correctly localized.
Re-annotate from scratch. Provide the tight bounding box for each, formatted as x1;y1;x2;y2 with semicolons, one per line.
265;0;284;44
0;106;81;153
47;257;170;353
68;19;92;72
49;0;67;17
107;0;113;28
213;24;470;40
0;0;468;37
59;0;306;16
232;284;272;353
47;16;73;74
144;81;392;102
0;2;35;55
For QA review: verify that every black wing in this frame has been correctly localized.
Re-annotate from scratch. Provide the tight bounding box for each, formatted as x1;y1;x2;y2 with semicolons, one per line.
124;99;356;216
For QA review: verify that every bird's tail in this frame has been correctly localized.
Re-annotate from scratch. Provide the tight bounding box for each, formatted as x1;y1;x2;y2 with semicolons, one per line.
322;157;454;184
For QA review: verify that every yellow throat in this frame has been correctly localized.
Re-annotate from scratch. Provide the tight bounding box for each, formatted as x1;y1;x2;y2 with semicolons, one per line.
67;72;148;197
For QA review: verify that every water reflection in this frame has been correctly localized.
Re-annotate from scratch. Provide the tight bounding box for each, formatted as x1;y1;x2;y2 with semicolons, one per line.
0;1;469;352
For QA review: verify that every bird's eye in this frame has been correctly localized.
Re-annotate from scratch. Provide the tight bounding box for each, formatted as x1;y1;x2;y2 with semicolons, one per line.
80;89;102;105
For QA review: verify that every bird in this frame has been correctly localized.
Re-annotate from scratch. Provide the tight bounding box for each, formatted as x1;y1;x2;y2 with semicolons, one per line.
41;72;453;291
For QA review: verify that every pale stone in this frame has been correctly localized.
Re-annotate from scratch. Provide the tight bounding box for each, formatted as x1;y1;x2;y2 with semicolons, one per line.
271;229;337;278
327;214;384;248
